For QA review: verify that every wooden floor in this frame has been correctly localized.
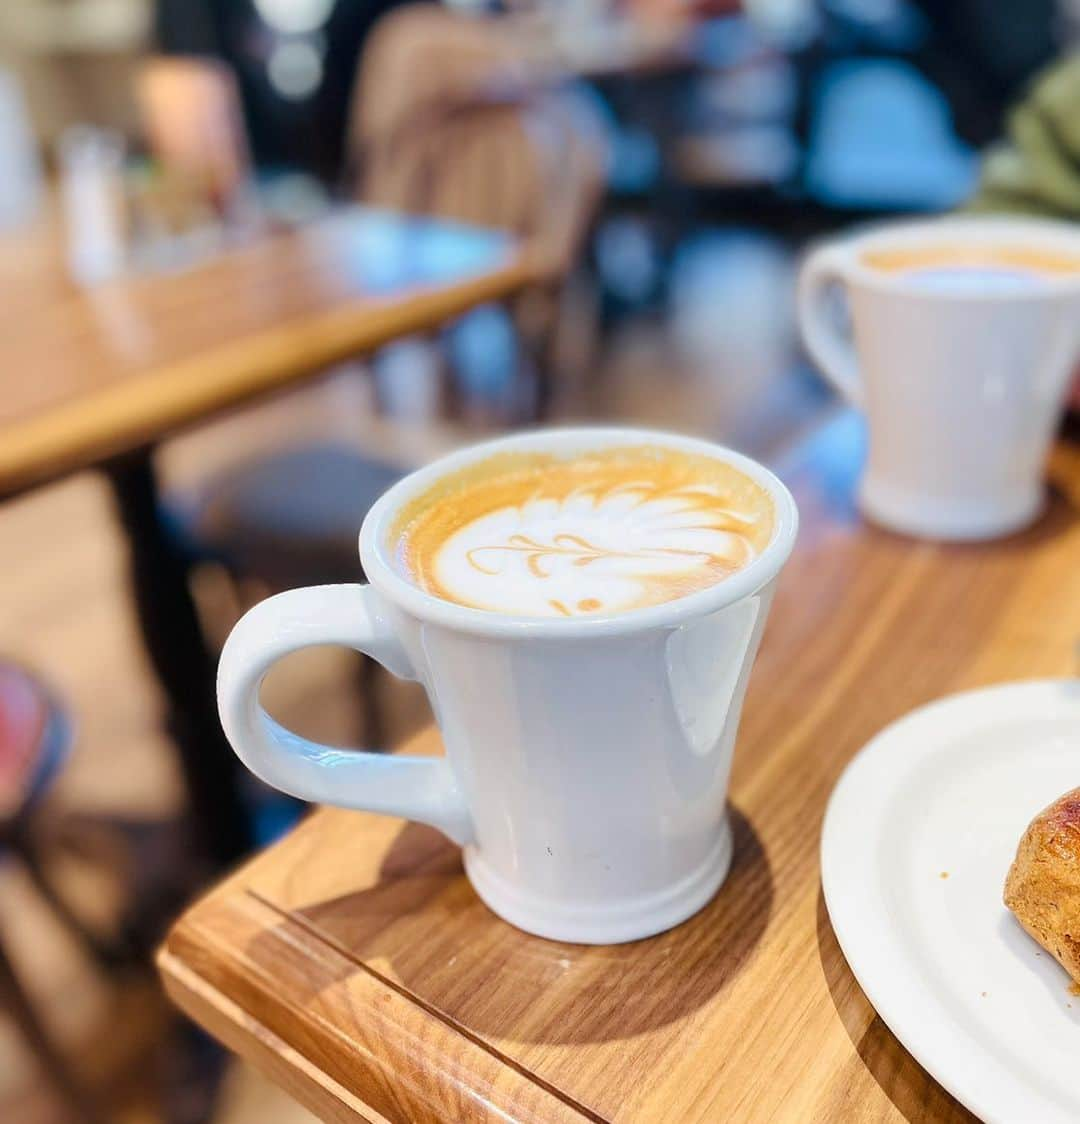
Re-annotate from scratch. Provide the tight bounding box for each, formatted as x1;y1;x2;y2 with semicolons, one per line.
0;229;826;1123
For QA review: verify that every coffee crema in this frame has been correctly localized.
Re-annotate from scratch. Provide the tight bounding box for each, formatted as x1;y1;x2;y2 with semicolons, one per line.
391;446;774;618
862;244;1080;292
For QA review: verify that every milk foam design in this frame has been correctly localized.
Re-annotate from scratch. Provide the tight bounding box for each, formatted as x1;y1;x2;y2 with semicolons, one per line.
863;244;1080;280
431;480;761;618
394;446;775;618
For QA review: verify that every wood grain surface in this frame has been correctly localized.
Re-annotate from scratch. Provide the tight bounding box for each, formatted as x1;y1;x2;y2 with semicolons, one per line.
0;207;531;497
159;413;1080;1123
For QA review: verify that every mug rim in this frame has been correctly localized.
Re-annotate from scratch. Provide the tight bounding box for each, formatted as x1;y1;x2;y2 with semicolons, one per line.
359;426;799;638
822;214;1080;301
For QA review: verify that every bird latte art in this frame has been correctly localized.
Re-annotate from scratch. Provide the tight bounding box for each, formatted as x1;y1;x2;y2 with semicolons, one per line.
392;446;775;618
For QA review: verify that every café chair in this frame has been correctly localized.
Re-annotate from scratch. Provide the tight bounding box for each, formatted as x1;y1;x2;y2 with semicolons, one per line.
0;661;106;1124
351;2;608;416
187;445;407;746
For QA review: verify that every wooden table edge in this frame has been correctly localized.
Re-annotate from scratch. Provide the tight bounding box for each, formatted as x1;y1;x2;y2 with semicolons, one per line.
157;881;598;1124
157;943;390;1124
0;253;535;499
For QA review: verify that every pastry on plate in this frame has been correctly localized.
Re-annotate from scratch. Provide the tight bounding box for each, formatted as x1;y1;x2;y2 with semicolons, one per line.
1004;786;1080;984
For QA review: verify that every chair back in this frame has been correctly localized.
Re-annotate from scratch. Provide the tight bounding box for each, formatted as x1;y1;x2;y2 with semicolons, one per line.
350;6;607;281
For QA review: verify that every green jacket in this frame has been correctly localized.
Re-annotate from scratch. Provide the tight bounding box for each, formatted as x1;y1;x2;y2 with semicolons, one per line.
968;52;1080;218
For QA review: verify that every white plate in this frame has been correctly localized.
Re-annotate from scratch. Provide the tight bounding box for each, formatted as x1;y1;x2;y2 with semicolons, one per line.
821;679;1080;1124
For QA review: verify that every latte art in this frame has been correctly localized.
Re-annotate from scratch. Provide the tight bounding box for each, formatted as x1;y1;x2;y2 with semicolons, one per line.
392;447;774;618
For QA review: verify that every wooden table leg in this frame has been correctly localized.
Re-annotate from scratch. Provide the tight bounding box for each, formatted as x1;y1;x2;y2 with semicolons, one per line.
104;453;252;868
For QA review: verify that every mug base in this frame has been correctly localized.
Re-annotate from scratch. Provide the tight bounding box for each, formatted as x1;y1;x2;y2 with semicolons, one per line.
859;479;1044;542
463;817;733;945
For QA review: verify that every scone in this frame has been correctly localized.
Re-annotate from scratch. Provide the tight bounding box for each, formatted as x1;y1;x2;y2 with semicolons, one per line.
1004;787;1080;984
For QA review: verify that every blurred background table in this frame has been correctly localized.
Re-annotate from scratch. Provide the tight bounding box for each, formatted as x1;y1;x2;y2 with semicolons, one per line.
158;417;1080;1124
0;206;531;867
0;206;529;495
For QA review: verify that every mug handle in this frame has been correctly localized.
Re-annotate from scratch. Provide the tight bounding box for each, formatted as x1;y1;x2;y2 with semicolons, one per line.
797;245;863;408
217;584;474;845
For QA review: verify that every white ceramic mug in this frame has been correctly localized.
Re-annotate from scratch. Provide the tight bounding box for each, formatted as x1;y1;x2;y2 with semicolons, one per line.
217;428;798;944
797;216;1080;540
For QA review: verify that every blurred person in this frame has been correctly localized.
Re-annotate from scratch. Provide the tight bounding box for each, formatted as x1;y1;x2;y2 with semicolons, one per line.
154;0;417;182
966;50;1080;409
967;52;1080;220
136;57;251;219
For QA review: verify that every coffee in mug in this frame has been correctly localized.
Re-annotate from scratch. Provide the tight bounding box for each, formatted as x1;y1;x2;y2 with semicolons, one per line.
216;428;798;944
798;216;1080;540
392;446;775;618
862;244;1080;293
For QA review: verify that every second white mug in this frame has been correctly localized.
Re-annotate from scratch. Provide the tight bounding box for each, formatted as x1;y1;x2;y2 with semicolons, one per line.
798;216;1080;540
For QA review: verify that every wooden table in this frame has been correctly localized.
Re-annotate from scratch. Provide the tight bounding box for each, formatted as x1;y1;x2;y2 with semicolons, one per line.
159;413;1080;1123
0;207;532;865
0;207;531;496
